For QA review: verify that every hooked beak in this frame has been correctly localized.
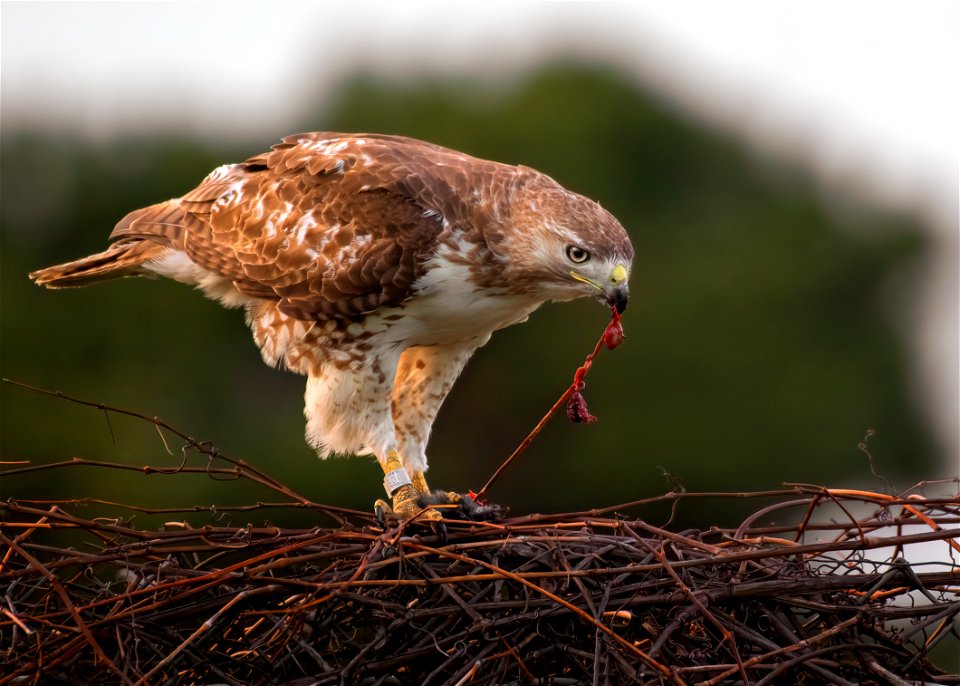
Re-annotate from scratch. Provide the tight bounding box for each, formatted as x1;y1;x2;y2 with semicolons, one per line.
607;283;629;314
570;263;630;314
607;263;629;313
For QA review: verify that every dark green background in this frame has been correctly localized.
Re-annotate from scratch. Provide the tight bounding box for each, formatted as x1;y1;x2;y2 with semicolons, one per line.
1;64;934;528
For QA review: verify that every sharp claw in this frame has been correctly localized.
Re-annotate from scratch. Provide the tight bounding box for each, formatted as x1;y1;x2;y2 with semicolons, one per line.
433;519;448;545
373;498;392;528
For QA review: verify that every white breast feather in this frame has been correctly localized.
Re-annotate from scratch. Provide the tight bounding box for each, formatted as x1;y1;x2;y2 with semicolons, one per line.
383;247;541;347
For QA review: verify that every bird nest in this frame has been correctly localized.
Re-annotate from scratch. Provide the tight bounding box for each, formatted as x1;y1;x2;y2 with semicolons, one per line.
2;473;958;685
2;381;959;684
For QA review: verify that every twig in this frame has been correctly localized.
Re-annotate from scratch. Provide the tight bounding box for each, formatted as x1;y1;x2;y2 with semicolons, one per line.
475;306;621;501
0;532;135;686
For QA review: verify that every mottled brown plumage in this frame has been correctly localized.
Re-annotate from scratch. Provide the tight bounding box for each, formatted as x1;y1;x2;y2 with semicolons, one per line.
30;132;634;520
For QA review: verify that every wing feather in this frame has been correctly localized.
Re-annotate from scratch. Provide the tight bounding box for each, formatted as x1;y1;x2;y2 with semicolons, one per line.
107;133;514;320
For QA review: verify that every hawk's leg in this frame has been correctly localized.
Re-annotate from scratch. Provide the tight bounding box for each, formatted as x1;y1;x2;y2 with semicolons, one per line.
391;338;488;497
375;450;443;522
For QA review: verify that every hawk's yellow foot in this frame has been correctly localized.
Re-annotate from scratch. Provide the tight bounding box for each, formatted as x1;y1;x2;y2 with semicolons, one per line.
377;451;443;523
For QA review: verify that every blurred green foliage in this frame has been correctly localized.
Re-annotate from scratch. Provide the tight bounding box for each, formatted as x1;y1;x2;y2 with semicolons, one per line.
1;64;933;527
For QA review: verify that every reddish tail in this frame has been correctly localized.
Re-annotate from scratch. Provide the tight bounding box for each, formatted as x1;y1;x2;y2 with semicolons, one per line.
29;240;165;289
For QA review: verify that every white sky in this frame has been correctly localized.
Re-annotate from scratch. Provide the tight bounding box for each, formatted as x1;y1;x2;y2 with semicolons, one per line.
2;0;957;463
2;2;956;231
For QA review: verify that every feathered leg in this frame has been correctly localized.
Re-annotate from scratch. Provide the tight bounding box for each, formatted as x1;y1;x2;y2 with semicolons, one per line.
300;352;443;522
391;338;489;508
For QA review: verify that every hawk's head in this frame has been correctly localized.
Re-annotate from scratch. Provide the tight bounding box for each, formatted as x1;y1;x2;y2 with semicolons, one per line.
503;175;634;314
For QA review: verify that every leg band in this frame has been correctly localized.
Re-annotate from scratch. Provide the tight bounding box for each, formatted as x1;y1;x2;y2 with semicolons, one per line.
384;468;413;496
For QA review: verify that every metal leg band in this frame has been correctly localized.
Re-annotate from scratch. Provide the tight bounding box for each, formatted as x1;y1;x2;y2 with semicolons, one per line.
383;467;413;496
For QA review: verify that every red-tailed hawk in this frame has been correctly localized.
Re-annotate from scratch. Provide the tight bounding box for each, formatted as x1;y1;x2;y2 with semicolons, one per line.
30;133;633;520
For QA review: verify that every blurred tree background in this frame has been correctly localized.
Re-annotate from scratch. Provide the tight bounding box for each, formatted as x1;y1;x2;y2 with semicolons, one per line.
1;64;933;528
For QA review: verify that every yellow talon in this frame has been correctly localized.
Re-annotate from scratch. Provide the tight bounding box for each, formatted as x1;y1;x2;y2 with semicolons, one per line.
377;451;442;522
392;483;443;522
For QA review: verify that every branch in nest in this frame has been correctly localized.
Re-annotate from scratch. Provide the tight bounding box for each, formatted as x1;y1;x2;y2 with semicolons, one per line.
1;479;958;685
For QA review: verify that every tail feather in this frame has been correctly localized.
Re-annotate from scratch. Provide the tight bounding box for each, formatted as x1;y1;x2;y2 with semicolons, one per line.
29;240;166;289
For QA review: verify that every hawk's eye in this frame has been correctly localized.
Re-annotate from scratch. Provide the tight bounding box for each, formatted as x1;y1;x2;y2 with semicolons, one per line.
566;245;590;264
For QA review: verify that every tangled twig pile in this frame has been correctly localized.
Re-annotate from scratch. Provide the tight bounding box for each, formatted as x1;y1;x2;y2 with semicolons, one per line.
2;478;958;685
2;381;959;684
